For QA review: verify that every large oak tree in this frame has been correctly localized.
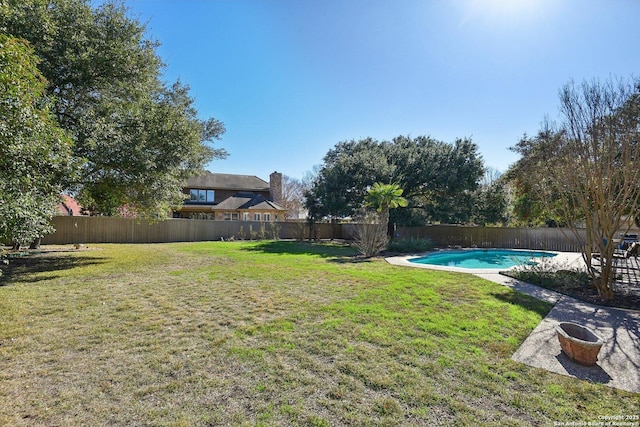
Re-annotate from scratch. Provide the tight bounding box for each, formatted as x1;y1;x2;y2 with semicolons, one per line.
305;135;485;226
1;0;226;218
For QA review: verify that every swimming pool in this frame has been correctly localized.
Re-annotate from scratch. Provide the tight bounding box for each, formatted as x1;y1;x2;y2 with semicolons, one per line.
409;249;557;270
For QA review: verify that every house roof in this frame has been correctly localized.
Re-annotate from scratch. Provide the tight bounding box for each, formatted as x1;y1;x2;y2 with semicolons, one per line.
212;192;286;211
186;171;269;191
58;194;83;216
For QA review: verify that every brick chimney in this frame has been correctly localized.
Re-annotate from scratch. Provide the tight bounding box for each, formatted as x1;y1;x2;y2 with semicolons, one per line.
269;171;283;203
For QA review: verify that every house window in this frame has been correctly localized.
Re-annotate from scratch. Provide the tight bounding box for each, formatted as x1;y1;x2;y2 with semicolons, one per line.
189;189;214;203
223;212;239;221
254;213;261;221
191;213;213;220
264;213;270;221
243;212;249;221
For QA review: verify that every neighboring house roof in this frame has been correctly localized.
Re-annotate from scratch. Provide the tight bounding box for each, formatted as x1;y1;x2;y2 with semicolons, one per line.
58;194;83;216
186;171;269;191
212;192;286;211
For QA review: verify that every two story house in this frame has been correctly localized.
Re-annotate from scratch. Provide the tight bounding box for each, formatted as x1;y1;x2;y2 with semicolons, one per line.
174;171;286;221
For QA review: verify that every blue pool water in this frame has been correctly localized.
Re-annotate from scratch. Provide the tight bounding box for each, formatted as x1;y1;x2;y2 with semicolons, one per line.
409;249;556;269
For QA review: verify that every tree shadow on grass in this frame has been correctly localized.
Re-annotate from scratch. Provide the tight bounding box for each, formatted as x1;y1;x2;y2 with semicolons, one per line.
241;240;358;259
491;290;554;317
0;251;106;286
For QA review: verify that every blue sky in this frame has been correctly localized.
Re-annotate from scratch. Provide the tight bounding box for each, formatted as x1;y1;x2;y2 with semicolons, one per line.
120;0;640;181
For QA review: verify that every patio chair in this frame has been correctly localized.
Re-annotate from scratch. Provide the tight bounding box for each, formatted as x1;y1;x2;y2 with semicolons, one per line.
627;241;640;258
613;241;640;259
618;233;639;250
592;241;639;260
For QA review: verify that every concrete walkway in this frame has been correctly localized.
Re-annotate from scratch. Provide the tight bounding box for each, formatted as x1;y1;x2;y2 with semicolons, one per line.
477;273;640;394
385;253;640;393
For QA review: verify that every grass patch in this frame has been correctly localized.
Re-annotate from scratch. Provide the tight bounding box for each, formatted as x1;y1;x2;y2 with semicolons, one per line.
0;241;638;425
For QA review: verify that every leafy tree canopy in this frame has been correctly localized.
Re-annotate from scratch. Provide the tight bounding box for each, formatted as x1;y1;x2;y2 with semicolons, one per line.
306;135;484;225
1;0;226;218
470;169;510;226
0;34;74;246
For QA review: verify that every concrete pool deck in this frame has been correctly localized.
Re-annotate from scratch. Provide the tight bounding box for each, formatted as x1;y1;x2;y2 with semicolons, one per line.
386;251;640;394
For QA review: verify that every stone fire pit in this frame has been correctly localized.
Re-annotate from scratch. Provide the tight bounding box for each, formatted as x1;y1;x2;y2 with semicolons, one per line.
555;322;605;366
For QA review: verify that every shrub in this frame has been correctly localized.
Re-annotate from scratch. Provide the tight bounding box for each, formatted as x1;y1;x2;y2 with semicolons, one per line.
509;258;591;290
351;210;388;257
268;222;280;240
386;237;434;254
236;226;245;240
0;248;7;276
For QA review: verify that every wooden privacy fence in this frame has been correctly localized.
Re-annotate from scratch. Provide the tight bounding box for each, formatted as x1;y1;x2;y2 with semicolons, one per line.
396;225;585;252
41;216;348;244
42;216;584;251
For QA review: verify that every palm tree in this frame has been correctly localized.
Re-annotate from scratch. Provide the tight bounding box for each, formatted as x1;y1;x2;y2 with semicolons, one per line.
365;182;408;235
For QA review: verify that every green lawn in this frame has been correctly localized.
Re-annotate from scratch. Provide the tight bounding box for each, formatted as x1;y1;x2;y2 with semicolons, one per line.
0;241;637;426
